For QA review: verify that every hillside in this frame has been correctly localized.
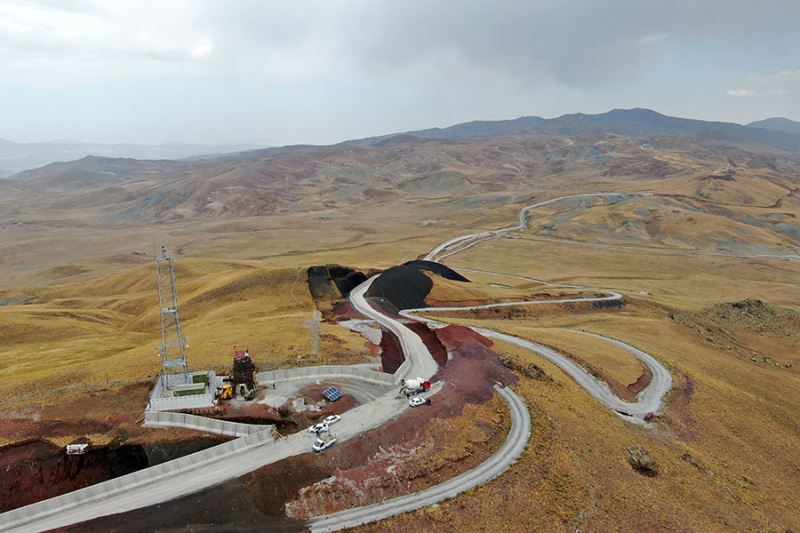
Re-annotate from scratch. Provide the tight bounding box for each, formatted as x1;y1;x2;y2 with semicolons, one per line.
747;117;800;135
354;108;800;154
0;138;264;176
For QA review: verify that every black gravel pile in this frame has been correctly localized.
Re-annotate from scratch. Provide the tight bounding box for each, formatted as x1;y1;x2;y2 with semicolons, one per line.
403;260;471;282
307;265;367;299
366;264;433;310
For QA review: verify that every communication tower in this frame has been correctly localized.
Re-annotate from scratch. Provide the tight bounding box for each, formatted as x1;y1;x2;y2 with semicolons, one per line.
155;246;188;375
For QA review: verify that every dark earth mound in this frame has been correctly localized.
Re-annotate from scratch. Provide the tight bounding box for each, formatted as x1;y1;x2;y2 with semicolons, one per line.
366;264;433;310
367;261;470;310
403;260;471;282
307;265;367;300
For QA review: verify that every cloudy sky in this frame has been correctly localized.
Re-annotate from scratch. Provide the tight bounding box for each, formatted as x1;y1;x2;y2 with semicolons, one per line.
1;0;799;145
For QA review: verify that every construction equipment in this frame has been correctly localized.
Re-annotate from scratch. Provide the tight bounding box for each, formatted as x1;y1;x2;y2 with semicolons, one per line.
217;382;234;400
399;377;431;397
66;443;90;455
233;348;256;389
312;433;337;453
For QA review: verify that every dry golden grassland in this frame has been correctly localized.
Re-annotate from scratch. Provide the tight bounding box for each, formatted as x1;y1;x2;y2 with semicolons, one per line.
389;228;800;531
0;259;373;411
1;152;798;530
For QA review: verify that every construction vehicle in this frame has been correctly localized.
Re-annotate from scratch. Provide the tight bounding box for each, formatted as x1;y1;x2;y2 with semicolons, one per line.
399;377;431;397
217;382;234;400
312;433;337;453
66;443;90;455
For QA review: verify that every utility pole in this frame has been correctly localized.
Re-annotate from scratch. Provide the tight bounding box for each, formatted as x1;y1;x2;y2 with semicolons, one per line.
304;309;321;359
155;246;188;384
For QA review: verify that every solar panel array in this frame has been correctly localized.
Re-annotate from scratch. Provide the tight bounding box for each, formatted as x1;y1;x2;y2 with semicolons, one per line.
323;387;343;402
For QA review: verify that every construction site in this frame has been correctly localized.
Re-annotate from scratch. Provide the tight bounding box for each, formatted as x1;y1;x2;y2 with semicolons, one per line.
142;247;393;445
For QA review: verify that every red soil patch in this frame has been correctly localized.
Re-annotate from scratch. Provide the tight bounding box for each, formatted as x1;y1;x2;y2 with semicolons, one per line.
406;322;448;367
626;365;653;398
330;300;362;320
434;324;493;351
379;330;404;373
298;383;360;417
0;439;148;513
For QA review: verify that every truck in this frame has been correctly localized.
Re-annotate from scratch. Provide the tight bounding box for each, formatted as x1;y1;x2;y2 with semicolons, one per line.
312;433;337;453
66;443;90;455
399;377;431;397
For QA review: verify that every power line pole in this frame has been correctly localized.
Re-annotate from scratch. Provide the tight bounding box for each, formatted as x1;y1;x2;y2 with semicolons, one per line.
155;246;188;383
304;309;321;359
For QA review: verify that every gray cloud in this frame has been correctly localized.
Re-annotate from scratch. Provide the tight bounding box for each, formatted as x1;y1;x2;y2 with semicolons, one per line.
0;0;798;143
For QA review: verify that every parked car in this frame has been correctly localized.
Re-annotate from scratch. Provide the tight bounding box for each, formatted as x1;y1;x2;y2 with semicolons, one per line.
324;415;341;425
308;422;329;434
408;396;426;407
312;436;337;453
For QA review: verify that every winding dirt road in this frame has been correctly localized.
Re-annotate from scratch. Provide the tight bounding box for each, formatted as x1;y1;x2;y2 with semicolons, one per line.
416;193;673;424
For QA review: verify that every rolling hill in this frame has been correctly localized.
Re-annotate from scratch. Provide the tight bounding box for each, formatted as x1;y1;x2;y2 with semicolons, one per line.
747;117;800;135
0;137;265;177
353;108;800;154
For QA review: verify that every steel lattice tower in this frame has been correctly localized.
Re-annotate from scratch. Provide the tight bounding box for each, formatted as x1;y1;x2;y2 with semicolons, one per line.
155;246;188;374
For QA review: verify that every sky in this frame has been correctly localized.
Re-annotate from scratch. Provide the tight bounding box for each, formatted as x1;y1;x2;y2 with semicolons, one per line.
1;0;799;145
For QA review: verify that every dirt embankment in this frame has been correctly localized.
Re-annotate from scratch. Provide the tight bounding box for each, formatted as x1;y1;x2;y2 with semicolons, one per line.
377;321;449;373
0;437;225;514
0;439;147;513
379;329;404;373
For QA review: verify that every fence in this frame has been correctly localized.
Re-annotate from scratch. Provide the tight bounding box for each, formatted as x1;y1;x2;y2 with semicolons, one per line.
143;411;270;437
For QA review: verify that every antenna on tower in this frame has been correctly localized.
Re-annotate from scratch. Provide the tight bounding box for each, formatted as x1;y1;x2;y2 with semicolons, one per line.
155;246;188;379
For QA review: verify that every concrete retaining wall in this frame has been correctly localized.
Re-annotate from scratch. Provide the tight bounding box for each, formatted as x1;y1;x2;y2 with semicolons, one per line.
143;411;270;437
256;365;394;387
0;428;274;531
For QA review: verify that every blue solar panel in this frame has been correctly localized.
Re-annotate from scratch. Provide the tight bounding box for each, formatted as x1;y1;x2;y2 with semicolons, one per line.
323;387;343;401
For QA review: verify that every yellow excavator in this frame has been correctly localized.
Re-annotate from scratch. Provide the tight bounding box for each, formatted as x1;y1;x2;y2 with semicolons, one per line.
218;382;234;401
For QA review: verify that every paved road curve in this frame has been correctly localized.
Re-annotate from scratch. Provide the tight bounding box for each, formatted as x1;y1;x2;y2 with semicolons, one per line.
307;385;530;532
424;193;642;262
348;275;439;382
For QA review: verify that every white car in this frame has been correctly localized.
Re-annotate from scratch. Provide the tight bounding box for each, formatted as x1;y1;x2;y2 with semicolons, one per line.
308;422;329;434
324;415;341;425
408;396;426;407
312;436;337;453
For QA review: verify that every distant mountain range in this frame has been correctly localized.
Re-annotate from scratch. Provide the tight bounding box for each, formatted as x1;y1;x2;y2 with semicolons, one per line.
747;117;800;136
3;109;800;178
4;107;800;229
0;139;266;177
349;108;800;154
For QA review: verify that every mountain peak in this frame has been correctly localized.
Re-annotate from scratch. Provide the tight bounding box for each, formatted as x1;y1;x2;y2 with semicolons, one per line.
747;117;800;135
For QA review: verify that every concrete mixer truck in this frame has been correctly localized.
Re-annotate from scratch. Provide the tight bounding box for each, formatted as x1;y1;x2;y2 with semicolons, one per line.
399;377;431;397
